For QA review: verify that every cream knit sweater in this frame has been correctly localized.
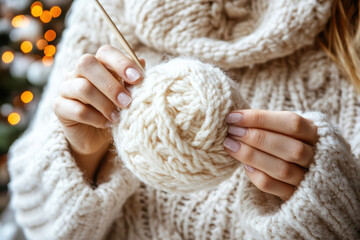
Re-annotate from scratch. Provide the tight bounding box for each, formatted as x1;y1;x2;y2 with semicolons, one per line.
8;0;360;239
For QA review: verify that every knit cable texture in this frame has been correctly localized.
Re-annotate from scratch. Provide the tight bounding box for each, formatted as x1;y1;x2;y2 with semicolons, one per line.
123;0;333;68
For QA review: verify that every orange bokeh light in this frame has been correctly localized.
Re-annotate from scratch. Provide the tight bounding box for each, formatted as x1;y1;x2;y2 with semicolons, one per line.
31;5;43;17
36;39;48;50
21;91;34;104
44;30;56;42
8;113;21;126
12;15;29;28
50;6;62;18
2;51;14;64
44;45;56;56
42;56;54;66
31;1;42;8
20;41;33;53
40;10;52;23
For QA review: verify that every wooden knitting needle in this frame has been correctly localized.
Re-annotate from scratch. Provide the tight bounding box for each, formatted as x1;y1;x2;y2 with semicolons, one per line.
92;0;145;72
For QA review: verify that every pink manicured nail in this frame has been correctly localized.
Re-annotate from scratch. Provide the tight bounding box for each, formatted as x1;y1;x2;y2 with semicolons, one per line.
228;126;247;137
110;111;120;123
224;137;241;153
125;67;141;82
117;92;132;107
244;164;255;173
226;113;243;124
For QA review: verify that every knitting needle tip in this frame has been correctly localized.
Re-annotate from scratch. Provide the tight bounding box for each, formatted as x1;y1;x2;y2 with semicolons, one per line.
92;0;145;72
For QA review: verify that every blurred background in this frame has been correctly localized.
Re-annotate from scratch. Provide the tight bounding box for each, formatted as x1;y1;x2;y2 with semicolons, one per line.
0;0;72;238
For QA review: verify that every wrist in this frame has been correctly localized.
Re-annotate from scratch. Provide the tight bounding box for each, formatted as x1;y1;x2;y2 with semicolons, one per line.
71;143;110;182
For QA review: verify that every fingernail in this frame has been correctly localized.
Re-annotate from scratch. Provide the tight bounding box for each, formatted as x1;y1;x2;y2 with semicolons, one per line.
125;67;141;82
244;164;255;173
117;92;132;107
224;137;241;153
226;113;243;124
110;111;120;123
228;126;247;137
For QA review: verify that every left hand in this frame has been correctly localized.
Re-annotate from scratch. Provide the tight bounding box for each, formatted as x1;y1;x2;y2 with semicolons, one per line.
223;110;318;201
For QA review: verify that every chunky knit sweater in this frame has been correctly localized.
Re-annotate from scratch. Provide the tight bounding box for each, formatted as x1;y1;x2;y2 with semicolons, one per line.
8;0;360;239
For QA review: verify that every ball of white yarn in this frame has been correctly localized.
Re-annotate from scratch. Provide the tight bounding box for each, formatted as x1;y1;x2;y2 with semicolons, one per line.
113;58;249;193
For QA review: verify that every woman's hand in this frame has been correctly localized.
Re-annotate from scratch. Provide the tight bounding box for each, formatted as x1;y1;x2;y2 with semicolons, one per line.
54;45;144;180
223;110;318;200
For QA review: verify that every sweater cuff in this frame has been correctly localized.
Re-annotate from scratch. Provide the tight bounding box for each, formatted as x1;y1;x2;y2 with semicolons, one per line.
8;118;140;240
239;111;360;239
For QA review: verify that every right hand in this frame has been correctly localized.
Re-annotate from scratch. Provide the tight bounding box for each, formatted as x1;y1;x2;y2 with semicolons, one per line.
54;45;144;180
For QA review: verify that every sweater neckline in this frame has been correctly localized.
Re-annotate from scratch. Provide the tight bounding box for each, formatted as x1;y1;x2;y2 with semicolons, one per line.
123;0;333;69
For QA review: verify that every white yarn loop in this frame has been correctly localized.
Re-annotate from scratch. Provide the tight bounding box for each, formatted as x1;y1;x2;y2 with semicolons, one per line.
113;58;249;193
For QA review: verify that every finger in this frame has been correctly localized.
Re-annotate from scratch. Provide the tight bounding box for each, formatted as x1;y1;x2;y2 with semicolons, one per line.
228;127;315;167
96;45;143;85
226;110;318;145
139;58;146;68
60;78;120;123
75;54;132;109
244;165;296;201
54;97;109;129
224;138;306;186
122;58;146;89
65;71;76;81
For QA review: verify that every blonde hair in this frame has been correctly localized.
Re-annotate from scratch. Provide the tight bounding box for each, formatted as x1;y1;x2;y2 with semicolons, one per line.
318;0;360;93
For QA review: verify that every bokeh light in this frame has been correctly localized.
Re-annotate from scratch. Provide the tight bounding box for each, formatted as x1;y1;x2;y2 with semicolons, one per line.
44;30;56;42
36;39;48;50
20;41;33;53
2;51;14;64
44;45;56;56
42;56;54;66
11;15;30;28
40;10;52;23
8;113;21;126
31;1;43;8
31;5;43;17
50;6;62;18
21;91;34;104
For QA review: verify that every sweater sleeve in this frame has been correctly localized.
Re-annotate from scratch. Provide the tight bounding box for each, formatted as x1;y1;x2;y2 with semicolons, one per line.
239;111;360;239
7;0;140;239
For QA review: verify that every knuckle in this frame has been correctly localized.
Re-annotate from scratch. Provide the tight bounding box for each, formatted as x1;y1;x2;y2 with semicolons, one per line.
288;112;303;134
250;130;266;146
96;45;113;57
252;111;265;126
76;78;93;96
255;174;271;192
242;146;256;165
73;103;88;120
292;142;306;161
103;79;120;96
77;54;97;72
277;163;292;180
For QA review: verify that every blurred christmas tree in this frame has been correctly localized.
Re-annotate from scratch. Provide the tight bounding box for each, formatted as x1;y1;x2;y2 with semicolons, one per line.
0;0;72;209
